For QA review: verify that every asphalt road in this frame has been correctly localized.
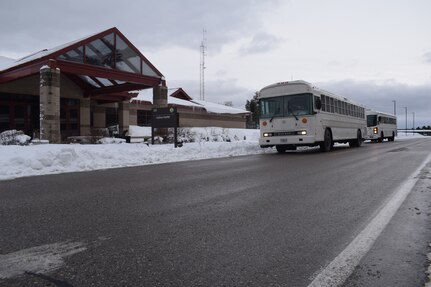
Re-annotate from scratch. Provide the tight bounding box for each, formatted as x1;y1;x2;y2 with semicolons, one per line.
1;138;431;286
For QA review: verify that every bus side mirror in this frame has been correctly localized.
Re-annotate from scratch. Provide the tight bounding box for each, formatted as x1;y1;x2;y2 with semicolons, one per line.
315;98;322;110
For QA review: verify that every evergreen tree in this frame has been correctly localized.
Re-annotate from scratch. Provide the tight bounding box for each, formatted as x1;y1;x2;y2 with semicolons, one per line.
245;91;260;128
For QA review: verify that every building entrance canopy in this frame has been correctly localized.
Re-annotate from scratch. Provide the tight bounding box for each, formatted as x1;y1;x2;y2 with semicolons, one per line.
0;27;164;102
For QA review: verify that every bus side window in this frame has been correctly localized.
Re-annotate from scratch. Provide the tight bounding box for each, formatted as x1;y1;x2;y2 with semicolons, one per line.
315;96;322;110
329;98;334;113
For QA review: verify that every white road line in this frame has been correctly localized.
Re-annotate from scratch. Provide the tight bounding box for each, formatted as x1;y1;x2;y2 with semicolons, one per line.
308;154;431;287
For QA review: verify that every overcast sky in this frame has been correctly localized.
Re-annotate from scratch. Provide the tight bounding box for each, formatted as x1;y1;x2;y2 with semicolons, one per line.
1;0;430;127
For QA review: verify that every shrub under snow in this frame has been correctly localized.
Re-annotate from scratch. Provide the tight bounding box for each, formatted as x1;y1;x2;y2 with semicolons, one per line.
0;130;31;145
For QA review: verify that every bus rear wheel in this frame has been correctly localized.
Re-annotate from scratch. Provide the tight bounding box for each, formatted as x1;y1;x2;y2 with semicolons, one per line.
388;132;395;142
320;129;333;152
349;129;363;147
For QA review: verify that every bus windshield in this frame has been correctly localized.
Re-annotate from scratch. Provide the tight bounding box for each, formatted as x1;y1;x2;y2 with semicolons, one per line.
260;93;312;119
367;115;377;127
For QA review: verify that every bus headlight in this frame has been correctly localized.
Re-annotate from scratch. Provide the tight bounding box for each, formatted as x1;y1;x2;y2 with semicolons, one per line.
296;130;307;135
263;132;271;137
373;127;378;134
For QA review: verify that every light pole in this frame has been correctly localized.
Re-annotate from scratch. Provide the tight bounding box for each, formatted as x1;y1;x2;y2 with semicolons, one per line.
392;100;396;115
412;112;415;134
404;107;408;136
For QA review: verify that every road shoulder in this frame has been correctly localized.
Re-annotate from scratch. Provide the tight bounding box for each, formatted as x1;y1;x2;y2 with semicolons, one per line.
343;162;431;287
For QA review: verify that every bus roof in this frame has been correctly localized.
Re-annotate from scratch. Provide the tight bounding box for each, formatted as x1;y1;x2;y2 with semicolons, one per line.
365;109;397;118
258;80;364;107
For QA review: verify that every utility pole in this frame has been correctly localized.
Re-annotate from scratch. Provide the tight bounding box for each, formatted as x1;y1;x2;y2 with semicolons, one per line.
412;112;415;134
392;100;396;115
404;107;408;136
199;29;207;101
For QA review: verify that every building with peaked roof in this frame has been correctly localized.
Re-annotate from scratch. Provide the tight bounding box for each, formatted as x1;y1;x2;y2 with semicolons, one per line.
129;88;250;128
0;28;249;143
0;27;166;142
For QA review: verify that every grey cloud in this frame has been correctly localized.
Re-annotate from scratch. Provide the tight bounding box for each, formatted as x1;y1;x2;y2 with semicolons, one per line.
0;0;280;56
423;52;431;64
169;78;254;109
318;79;431;128
239;32;285;55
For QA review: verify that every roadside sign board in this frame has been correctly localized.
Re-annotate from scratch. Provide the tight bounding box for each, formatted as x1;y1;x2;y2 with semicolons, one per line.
151;107;178;128
151;107;180;147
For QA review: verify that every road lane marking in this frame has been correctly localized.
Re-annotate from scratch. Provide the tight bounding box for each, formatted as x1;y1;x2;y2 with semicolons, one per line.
308;154;431;287
0;241;86;279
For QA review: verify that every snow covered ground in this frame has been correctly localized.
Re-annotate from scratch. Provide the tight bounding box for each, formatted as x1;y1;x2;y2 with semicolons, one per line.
0;128;427;181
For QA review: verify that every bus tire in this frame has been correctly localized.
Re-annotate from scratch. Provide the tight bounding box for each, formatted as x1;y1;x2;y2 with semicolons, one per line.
276;145;287;153
378;132;384;143
388;132;395;142
320;128;333;152
349;129;363;147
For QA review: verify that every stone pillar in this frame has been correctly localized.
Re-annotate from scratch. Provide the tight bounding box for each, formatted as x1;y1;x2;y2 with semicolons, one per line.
118;101;130;135
39;65;61;143
80;98;91;136
152;81;168;139
153;83;168;108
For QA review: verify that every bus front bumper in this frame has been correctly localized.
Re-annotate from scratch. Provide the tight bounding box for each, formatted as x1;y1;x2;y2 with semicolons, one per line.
259;135;316;147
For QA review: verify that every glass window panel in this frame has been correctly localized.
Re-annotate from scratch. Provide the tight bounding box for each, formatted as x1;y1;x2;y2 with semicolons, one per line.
106;107;118;126
142;61;159;77
330;98;334;113
80;75;101;87
70;109;78;130
137;110;152;126
115;36;141;74
14;106;25;130
60;108;67;130
284;94;312;116
259;96;283;118
0;104;10;131
85;33;115;68
96;77;114;86
58;46;84;63
321;95;326;112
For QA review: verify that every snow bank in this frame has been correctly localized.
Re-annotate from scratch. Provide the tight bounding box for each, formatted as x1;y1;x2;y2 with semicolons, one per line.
0;128;266;181
0;128;429;181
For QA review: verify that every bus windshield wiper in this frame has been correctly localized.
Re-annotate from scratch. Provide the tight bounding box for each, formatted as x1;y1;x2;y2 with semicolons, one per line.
287;104;299;121
269;108;280;122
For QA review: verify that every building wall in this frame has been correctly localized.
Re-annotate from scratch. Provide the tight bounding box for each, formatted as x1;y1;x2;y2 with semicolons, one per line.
129;102;247;129
179;112;246;128
129;109;137;126
1;75;248;139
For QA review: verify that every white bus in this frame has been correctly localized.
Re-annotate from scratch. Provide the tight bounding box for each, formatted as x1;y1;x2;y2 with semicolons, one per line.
365;110;397;142
258;81;366;153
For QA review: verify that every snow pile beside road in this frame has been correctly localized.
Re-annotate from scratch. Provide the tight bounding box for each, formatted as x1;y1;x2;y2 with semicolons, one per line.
0;128;267;180
127;126;259;143
0;128;429;181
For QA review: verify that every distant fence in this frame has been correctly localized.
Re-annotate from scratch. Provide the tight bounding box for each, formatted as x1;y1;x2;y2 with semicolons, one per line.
397;129;431;136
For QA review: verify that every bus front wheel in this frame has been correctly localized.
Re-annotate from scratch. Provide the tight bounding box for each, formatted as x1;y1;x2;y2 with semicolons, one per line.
378;132;384;143
276;145;287;153
320;129;333;152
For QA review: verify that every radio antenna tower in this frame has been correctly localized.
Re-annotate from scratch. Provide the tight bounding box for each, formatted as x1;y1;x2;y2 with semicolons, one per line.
199;29;207;100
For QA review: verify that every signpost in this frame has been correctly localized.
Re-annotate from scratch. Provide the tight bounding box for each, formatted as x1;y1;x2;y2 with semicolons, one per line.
151;107;180;147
